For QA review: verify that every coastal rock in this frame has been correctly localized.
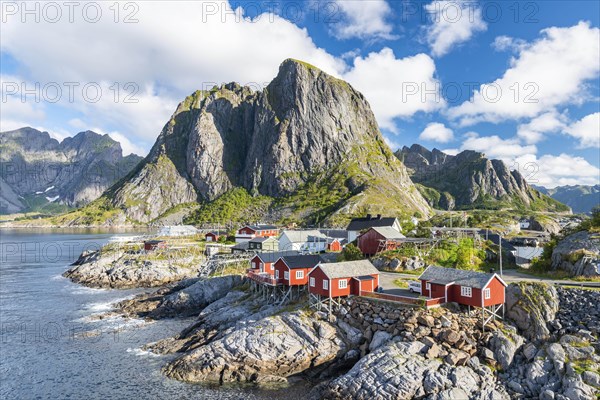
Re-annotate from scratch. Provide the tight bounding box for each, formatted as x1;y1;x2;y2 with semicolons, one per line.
550;231;600;277
505;282;559;341
150;275;243;318
322;340;508;400
163;311;345;383
63;249;200;288
487;329;524;370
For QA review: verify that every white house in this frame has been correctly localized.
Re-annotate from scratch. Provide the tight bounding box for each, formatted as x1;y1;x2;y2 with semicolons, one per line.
278;230;328;253
346;215;401;243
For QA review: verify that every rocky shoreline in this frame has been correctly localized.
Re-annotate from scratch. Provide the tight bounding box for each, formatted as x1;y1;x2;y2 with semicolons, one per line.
76;269;597;399
63;247;202;289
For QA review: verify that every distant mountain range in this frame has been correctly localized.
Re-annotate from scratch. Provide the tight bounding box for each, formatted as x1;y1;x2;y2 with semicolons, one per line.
534;184;599;214
0;127;143;214
396;144;569;213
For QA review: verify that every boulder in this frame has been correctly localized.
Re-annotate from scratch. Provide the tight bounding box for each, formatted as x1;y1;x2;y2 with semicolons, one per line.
505;282;559;341
487;329;524;370
369;330;392;351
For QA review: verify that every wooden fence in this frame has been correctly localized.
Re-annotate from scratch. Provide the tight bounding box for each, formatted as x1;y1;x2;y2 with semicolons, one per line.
359;291;446;309
246;270;278;286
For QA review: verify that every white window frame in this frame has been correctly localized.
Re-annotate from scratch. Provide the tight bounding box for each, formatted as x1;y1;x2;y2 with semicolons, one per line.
295;270;304;279
323;280;329;290
461;286;472;298
310;277;315;287
338;279;347;289
426;282;431;291
284;271;289;280
484;288;491;299
275;270;279;279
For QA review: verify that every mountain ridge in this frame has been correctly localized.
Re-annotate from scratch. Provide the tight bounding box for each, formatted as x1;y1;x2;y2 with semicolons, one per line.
77;59;432;226
397;144;569;212
0;127;143;214
534;184;599;214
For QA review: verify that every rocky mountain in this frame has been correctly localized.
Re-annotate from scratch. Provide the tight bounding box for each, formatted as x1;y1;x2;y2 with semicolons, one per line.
535;184;600;214
90;59;430;225
0;127;143;214
396;144;569;212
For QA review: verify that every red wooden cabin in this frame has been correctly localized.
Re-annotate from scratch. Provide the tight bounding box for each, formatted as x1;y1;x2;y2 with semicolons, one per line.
357;227;405;256
327;238;343;252
418;266;507;307
236;224;279;242
308;260;379;298
205;232;220;242
249;251;298;277
274;255;322;286
144;240;166;251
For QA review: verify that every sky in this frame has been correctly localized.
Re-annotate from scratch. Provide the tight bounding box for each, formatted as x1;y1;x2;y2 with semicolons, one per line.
1;0;599;188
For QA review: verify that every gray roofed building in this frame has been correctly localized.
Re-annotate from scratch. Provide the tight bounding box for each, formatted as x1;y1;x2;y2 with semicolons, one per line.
418;265;506;289
347;215;399;231
247;224;278;230
280;255;323;269
316;260;379;279
255;250;299;263
370;226;406;240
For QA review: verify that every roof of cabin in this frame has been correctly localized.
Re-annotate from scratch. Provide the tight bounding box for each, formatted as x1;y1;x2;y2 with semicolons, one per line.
368;226;405;240
419;265;506;289
353;275;376;281
280;255;323;269
244;224;278;231
347;216;398;231
280;230;327;243
249;236;277;243
254;251;298;263
315;260;379;279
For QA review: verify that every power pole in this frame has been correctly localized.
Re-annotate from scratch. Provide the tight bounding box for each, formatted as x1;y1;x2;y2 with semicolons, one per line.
499;233;503;276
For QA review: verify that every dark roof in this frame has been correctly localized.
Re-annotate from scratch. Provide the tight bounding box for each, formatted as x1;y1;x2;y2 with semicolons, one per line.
419;265;506;289
254;251;299;263
247;224;278;231
316;260;379;279
145;240;165;244
280;255;323;269
319;229;348;239
249;236;276;243
347;216;398;231
231;241;249;251
353;275;376;281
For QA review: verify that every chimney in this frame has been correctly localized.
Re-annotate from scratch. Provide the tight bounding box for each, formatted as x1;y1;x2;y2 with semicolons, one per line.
377;214;382;219
366;214;372;220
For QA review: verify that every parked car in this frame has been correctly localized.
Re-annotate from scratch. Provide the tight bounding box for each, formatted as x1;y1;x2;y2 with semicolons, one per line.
408;281;422;294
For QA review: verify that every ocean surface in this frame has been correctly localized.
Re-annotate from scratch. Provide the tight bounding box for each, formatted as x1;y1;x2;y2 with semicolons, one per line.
0;229;305;399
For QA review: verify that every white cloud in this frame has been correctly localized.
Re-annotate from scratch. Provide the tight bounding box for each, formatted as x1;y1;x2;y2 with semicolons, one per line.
0;1;346;152
459;133;537;161
343;48;445;132
492;36;526;52
516;111;567;144
419;122;454;142
449;22;600;125
564;112;600;148
330;0;396;40
105;131;147;157
424;0;487;57
514;153;600;188
441;148;459;156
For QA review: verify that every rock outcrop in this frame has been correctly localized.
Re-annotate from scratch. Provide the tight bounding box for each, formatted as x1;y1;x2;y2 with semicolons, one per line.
63;248;201;289
97;59;431;224
505;282;559;341
322;341;508;400
163;311;346;384
397;144;569;212
0;127;142;214
550;231;600;277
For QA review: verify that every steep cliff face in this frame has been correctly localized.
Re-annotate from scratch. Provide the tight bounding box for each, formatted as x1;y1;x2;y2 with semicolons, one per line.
107;59;431;224
397;144;569;212
0;127;143;214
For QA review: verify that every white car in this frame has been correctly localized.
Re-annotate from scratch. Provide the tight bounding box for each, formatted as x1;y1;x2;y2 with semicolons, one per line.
408;281;422;294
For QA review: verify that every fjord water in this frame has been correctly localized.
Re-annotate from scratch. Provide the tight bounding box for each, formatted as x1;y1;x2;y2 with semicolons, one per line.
0;229;300;399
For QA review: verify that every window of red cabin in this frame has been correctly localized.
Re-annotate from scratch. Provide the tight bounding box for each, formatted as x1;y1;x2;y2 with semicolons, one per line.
484;288;491;299
461;286;472;297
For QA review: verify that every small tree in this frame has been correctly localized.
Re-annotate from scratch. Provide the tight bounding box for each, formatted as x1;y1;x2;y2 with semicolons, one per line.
338;244;363;261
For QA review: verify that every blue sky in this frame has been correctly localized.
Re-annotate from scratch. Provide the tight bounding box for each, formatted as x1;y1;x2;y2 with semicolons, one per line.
1;0;599;188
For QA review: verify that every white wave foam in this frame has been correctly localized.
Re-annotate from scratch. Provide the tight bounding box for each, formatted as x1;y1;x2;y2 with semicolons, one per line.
126;347;161;357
